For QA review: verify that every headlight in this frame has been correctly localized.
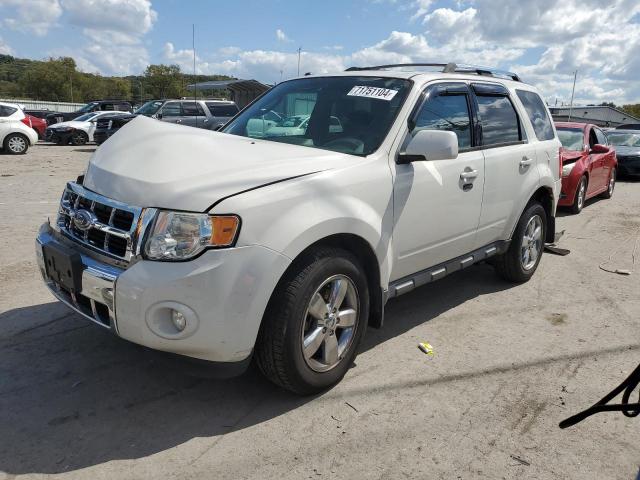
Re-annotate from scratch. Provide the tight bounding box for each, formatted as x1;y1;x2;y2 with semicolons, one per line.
144;211;240;260
562;162;576;177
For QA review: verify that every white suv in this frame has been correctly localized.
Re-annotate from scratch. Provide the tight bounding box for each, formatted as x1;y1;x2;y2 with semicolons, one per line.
36;63;561;394
0;101;39;154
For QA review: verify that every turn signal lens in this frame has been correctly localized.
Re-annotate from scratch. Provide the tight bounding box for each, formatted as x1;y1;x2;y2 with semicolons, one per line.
210;216;240;247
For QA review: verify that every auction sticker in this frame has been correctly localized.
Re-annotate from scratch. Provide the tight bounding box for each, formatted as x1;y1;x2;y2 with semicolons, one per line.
347;85;399;101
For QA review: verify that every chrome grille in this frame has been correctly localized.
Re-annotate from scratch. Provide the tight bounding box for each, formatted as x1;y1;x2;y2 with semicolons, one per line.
96;118;112;130
56;182;144;262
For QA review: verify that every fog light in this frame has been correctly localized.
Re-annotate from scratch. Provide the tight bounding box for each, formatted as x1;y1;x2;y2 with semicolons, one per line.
171;310;187;331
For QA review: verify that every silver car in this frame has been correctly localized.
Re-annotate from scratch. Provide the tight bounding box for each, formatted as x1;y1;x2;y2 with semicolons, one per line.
156;100;239;130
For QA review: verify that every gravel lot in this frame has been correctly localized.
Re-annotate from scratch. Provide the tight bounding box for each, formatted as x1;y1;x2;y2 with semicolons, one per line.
1;144;639;480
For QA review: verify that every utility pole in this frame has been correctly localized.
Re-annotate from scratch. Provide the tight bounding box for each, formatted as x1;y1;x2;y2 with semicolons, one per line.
297;47;302;77
193;24;197;102
69;74;73;103
568;70;577;122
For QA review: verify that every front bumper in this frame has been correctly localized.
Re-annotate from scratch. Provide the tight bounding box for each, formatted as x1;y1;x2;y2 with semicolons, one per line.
36;222;291;370
617;156;640;177
45;128;74;144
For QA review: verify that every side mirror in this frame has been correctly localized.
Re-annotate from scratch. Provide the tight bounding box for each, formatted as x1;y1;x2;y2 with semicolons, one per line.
213;123;225;131
397;129;459;164
156;112;163;119
591;143;608;154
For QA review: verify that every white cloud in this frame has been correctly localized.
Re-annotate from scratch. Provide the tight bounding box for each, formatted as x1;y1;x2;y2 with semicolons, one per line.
59;0;157;75
0;37;13;55
275;29;292;43
408;0;640;104
0;0;62;36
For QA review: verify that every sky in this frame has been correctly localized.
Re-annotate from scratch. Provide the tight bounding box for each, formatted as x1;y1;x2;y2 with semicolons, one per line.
0;0;639;105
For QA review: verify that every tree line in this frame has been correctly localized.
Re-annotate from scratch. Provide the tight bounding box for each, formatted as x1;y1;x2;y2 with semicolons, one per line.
0;54;234;103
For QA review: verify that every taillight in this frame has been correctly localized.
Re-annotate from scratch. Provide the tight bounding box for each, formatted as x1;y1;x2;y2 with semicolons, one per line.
558;147;563;178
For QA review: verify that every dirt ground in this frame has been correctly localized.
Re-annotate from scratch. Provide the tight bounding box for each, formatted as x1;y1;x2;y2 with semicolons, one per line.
1;144;639;480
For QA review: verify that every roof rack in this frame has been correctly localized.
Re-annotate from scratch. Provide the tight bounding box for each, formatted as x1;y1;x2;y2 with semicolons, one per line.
344;62;521;82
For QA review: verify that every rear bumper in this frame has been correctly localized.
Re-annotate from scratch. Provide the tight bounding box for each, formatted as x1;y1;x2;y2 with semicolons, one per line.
617;157;640;177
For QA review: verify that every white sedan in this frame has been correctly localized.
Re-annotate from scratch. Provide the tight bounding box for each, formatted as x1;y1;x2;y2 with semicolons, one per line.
0;101;39;154
45;111;129;145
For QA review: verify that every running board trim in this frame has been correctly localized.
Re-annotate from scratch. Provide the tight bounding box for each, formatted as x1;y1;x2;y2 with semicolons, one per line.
386;241;509;300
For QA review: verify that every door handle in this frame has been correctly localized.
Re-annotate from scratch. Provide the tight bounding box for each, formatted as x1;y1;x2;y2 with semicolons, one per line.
176;119;182;124
520;156;533;166
460;168;478;181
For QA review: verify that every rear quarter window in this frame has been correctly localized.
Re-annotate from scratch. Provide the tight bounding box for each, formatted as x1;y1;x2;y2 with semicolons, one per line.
516;90;555;141
0;105;17;117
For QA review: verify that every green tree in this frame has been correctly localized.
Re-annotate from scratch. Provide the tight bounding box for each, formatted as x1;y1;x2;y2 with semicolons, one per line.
143;64;183;99
621;104;640;119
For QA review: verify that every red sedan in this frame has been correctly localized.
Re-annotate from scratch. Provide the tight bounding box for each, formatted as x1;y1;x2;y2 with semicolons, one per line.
21;114;47;140
556;122;617;213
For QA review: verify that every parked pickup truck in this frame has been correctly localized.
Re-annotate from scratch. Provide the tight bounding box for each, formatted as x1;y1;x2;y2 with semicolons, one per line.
36;63;561;394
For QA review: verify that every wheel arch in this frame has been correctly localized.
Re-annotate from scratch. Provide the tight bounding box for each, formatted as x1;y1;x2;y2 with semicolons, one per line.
267;233;385;329
528;186;556;243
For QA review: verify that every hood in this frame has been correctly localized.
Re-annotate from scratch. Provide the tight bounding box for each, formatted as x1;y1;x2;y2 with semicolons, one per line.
613;145;640;157
559;147;586;163
83;115;354;211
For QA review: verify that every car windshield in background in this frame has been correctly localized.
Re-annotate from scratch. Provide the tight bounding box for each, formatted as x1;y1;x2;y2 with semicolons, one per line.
607;132;640;147
557;128;584;150
77;102;99;114
135;100;164;116
223;76;411;156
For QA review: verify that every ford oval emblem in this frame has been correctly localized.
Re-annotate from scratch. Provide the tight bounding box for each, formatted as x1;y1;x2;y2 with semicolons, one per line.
73;209;95;231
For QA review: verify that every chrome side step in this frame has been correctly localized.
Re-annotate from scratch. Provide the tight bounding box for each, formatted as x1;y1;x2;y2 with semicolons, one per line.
386;241;509;300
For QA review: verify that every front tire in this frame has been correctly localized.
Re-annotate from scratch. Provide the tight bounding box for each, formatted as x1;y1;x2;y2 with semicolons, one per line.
3;133;28;154
256;247;369;395
493;202;546;283
71;131;88;146
571;175;587;214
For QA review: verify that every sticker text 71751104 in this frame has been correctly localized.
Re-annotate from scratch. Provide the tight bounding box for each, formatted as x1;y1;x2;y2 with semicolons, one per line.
347;86;399;101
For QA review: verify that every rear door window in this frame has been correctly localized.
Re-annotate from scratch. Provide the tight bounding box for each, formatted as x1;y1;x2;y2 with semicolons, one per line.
475;95;522;146
161;102;182;117
182;102;205;116
515;90;555;141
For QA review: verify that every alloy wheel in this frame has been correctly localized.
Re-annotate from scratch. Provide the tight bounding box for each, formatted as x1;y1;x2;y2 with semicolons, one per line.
301;274;359;373
521;214;543;271
577;179;586;210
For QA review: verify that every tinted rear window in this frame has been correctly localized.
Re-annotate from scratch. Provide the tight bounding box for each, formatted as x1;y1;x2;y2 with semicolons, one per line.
0;105;17;117
207;103;239;116
476;95;522;146
516;90;555;141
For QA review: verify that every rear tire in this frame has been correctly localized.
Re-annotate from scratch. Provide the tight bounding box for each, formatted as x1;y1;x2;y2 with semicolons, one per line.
571;175;587;214
600;168;615;199
3;133;28;155
256;247;369;395
493;202;546;283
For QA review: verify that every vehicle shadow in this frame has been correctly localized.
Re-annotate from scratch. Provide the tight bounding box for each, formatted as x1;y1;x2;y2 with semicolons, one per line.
0;264;510;475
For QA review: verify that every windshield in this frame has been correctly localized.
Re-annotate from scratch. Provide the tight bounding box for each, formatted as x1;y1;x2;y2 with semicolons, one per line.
135;100;164;116
73;112;100;122
606;132;640;147
223;76;412;156
77;102;99;114
557;128;584;150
